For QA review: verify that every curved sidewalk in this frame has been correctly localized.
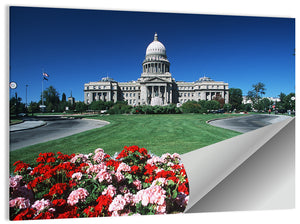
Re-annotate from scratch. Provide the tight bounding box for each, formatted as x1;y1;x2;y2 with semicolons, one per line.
10;120;47;132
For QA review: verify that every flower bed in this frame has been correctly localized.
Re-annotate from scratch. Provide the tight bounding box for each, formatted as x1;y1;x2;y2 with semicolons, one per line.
10;146;189;220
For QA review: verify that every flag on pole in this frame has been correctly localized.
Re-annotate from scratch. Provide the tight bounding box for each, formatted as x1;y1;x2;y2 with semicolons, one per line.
43;77;48;81
43;72;49;77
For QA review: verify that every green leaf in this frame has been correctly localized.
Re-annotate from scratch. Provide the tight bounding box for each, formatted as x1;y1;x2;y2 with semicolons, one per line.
172;189;178;199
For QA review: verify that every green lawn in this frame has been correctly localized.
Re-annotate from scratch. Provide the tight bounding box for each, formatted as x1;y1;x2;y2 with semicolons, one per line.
10;113;244;171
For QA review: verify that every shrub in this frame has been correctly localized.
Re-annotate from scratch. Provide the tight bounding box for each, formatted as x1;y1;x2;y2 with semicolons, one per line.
181;101;202;113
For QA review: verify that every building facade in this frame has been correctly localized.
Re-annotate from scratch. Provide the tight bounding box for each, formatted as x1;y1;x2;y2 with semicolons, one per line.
84;33;229;106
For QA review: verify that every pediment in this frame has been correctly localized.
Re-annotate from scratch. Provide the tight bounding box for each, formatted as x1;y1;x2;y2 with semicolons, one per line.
145;77;169;83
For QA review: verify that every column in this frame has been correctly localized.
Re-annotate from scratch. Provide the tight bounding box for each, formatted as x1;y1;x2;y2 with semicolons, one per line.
164;86;167;104
151;86;153;98
166;84;169;103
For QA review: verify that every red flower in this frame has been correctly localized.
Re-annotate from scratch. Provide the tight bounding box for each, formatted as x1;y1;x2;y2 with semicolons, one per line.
13;161;30;173
106;159;121;171
83;206;98;217
34;211;54;219
95;195;112;215
178;183;189;195
47;183;68;197
56;206;79;219
116;149;128;159
13;208;36;220
138;147;148;156
27;176;44;189
130;165;140;174
171;164;182;170
36;152;55;163
145;175;154;183
52;199;67;207
57;152;74;161
144;164;157;175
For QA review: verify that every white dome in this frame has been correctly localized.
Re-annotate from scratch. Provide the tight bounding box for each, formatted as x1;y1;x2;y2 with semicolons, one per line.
146;33;166;56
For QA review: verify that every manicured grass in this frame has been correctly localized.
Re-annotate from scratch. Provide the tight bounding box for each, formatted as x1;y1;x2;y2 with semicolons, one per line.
10;113;244;172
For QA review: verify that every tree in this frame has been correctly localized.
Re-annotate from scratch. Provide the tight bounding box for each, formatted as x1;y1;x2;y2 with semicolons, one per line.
223;103;232;112
89;100;106;111
212;94;225;109
254;98;272;111
41;86;60;112
75;101;88;113
205;100;220;111
229;88;243;110
275;92;295;112
28;101;40;115
253;82;266;98
10;94;26;117
61;93;67;102
247;82;266;105
283;93;295;111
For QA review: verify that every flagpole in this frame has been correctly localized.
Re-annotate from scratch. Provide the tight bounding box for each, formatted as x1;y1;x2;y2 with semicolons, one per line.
42;71;44;106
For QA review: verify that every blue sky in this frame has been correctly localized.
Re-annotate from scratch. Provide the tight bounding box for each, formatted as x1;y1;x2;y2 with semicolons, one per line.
9;6;295;103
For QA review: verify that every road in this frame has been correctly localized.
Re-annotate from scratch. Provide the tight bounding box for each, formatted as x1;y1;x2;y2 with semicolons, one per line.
208;114;290;133
10;117;109;151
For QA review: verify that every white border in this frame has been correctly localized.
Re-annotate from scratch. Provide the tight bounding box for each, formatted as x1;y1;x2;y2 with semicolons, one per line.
2;1;298;224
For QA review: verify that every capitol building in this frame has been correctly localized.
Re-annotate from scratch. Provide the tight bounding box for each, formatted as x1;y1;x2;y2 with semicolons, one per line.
84;33;229;106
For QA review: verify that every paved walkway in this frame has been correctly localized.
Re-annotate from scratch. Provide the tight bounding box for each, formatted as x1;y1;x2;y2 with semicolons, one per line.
10;120;47;132
10;118;110;151
209;114;291;133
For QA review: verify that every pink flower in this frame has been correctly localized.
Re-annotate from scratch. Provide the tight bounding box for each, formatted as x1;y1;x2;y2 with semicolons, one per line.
156;203;166;214
134;185;166;207
151;178;167;187
95;148;104;154
67;188;89;206
147;156;163;166
71;172;83;180
9;197;30;209
108;195;127;212
31;199;51;212
70;153;90;163
102;185;116;197
93;148;106;163
123;193;133;205
133;179;142;190
114;171;124;182
9;175;22;188
116;162;131;173
161;153;171;162
171;153;181;160
86;163;106;174
94;169;112;183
